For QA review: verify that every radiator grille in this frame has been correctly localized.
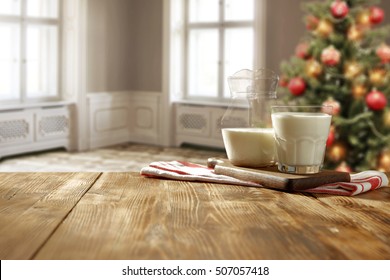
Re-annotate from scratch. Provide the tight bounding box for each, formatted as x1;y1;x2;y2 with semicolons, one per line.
0;120;29;143
39;115;69;137
179;114;207;130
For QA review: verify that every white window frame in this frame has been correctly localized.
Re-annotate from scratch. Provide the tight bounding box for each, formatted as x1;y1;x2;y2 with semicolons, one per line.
0;0;62;104
165;0;266;105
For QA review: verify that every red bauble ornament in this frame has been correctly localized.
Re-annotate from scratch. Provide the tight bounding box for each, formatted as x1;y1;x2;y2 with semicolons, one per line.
322;98;341;115
288;77;306;96
326;126;336;147
279;76;289;87
331;1;349;19
376;43;390;64
369;6;385;24
295;42;309;59
321;45;341;66
366;89;387;111
306;15;319;30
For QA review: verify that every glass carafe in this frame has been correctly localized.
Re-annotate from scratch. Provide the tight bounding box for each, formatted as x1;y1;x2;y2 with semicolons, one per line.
221;68;279;167
221;68;279;129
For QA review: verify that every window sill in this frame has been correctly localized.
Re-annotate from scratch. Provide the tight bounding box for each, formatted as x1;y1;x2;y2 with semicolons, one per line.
173;99;231;108
173;98;251;109
0;100;74;112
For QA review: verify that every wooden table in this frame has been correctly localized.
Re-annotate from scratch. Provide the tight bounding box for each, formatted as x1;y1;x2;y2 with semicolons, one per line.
0;172;389;260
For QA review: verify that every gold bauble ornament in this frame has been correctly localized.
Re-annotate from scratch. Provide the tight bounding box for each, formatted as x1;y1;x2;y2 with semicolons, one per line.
347;25;364;41
352;84;367;100
356;10;371;27
305;59;322;78
378;150;390;172
369;68;387;86
344;61;363;79
327;142;347;162
315;19;333;37
383;110;390;128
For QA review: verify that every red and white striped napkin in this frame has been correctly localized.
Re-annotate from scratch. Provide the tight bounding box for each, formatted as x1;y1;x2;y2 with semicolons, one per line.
140;161;388;196
304;170;388;196
141;161;261;187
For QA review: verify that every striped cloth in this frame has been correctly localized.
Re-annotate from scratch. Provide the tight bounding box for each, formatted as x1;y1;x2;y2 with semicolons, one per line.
304;170;388;196
140;161;388;196
141;161;260;187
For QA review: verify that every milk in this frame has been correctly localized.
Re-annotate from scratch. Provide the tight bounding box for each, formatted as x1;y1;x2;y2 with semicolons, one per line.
222;128;275;167
271;112;331;167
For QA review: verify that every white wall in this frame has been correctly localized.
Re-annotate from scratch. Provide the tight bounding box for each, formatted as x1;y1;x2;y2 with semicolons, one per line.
87;0;133;92
130;0;163;92
85;0;164;149
86;0;163;93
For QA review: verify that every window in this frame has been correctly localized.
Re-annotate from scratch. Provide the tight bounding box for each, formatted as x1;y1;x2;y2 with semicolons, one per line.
169;0;264;102
0;0;60;104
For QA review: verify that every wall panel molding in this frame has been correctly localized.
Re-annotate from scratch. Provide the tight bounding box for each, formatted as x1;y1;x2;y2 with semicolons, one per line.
87;91;162;149
87;91;131;149
129;91;161;145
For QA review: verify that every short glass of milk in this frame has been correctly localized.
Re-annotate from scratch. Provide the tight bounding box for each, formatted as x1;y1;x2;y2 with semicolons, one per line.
222;127;276;167
271;106;332;174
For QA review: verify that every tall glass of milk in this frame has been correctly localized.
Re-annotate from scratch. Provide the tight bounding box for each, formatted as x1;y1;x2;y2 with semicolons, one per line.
271;106;332;174
221;69;279;168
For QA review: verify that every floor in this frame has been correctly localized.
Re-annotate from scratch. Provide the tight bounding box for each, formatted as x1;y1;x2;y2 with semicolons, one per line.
0;143;227;172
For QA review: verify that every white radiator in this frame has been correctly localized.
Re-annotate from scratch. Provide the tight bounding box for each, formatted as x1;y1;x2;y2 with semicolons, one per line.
175;103;247;148
0;104;73;159
36;108;70;140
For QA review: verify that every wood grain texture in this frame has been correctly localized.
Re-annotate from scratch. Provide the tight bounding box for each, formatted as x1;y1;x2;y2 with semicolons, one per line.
30;173;390;260
0;172;101;259
313;188;390;253
35;172;175;259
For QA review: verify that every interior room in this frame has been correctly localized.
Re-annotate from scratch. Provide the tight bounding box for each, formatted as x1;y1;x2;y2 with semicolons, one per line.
1;0;389;172
1;0;390;263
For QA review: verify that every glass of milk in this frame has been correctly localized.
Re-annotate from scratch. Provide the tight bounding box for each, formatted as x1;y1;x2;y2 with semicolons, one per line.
271;106;332;174
222;127;276;167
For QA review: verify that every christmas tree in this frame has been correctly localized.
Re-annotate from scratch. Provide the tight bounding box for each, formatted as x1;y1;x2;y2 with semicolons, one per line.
279;0;390;172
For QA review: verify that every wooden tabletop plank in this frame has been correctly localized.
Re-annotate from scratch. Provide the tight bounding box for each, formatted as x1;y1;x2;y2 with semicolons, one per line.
34;173;390;260
35;173;177;259
311;188;390;249
0;172;101;259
